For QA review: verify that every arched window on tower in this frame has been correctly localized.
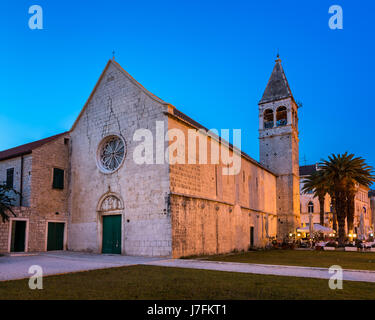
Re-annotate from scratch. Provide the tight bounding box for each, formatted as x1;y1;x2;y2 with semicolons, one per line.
276;106;287;127
263;109;274;129
308;201;314;213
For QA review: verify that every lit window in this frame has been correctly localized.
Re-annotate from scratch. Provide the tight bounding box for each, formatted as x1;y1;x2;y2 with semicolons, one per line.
308;201;314;213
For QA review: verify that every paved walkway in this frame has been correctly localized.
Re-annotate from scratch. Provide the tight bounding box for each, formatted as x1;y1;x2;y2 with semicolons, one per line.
1;252;375;283
145;259;375;283
0;251;164;281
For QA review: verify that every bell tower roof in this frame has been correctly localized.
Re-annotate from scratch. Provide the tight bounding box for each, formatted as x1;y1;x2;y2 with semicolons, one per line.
259;56;293;105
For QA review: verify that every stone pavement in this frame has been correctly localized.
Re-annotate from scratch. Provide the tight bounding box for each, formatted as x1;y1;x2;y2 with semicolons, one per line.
0;251;163;281
145;259;375;283
1;252;375;283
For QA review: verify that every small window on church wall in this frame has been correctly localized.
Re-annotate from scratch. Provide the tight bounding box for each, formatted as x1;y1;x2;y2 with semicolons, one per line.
308;201;314;213
263;109;274;129
52;168;64;189
276;106;287;127
6;168;14;188
97;135;126;173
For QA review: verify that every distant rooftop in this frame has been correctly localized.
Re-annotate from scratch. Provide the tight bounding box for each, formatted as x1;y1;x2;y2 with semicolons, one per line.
299;164;317;176
0;132;68;161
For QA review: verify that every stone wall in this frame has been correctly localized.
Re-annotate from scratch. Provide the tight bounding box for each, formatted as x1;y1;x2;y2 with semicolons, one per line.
170;195;276;258
0;135;69;253
0;154;32;206
30;135;70;216
0;207;47;253
167;113;277;258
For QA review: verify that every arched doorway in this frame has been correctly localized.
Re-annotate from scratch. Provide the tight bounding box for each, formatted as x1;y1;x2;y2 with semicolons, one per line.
97;193;124;254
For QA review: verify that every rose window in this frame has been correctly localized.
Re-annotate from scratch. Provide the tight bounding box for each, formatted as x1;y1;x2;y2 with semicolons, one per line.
98;136;126;172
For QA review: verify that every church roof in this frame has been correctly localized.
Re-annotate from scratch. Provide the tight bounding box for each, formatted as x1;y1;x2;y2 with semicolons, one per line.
173;108;275;175
259;57;293;105
71;59;277;176
0;132;68;161
1;59;277;175
299;164;317;176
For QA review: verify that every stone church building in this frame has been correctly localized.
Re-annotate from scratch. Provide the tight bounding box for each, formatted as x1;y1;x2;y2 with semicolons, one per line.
1;57;307;257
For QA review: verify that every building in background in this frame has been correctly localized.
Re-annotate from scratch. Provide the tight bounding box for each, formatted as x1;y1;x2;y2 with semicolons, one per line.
370;190;375;233
299;164;373;238
0;133;69;253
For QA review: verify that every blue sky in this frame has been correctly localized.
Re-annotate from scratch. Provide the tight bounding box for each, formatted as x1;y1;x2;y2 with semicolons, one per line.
1;0;374;170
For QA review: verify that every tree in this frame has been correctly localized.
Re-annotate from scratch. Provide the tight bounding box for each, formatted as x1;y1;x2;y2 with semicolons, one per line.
0;184;18;222
319;153;375;244
302;170;328;226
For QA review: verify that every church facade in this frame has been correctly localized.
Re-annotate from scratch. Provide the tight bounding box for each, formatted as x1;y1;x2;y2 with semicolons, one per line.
0;57;321;257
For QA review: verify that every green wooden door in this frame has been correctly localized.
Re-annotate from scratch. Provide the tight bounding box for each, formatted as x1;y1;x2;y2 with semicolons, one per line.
11;221;26;252
47;222;65;251
102;215;122;254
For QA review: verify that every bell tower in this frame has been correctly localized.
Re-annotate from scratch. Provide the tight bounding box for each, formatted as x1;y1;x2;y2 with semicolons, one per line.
258;56;300;238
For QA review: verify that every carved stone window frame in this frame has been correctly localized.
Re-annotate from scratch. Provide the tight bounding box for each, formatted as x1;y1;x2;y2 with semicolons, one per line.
97;192;124;215
96;134;127;174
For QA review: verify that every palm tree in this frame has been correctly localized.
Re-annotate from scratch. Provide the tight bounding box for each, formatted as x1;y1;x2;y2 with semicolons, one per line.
319;153;375;244
302;170;327;226
0;184;17;222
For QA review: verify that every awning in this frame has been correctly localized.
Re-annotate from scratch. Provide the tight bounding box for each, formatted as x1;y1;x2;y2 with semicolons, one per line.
297;224;335;234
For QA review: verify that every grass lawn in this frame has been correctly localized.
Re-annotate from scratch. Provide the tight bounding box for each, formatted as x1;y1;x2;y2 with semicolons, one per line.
0;265;374;300
204;250;375;270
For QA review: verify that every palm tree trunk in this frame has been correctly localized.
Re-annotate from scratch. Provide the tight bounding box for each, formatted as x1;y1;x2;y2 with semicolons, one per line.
332;212;338;232
330;194;338;232
319;195;325;226
335;192;347;245
338;213;346;244
346;194;355;234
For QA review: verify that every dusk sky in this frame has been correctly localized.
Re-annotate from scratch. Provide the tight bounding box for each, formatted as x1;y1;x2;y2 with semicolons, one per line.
2;0;374;170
